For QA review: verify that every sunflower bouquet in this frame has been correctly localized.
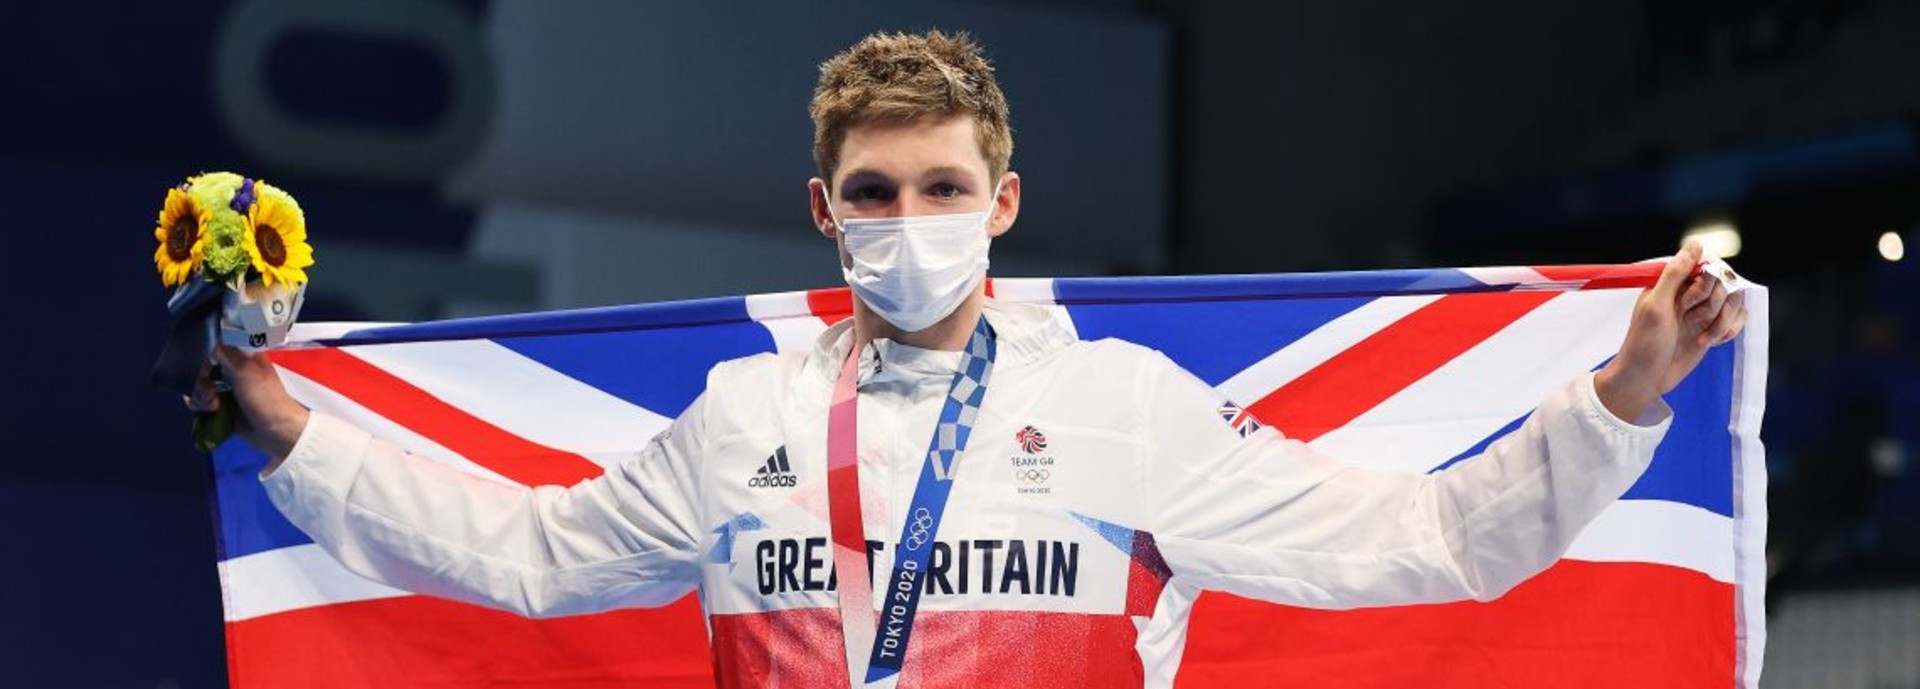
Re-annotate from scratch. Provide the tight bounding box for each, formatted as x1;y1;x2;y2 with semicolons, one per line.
149;172;314;450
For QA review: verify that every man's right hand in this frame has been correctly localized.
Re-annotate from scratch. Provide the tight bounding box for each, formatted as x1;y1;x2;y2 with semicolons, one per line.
186;345;310;462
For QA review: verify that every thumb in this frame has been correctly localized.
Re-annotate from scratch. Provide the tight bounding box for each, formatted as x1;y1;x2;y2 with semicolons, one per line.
212;344;261;375
212;344;241;369
1652;240;1702;300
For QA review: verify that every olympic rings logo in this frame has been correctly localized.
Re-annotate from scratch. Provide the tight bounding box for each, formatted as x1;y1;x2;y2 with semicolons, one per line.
903;507;935;550
1016;468;1050;483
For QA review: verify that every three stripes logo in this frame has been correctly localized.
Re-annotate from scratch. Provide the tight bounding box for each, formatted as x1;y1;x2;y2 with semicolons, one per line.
748;446;797;488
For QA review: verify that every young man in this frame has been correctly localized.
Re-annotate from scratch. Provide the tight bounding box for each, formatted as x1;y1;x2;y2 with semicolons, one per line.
200;30;1746;689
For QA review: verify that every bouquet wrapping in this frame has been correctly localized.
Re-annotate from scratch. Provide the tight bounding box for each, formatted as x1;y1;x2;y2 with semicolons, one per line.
148;172;314;450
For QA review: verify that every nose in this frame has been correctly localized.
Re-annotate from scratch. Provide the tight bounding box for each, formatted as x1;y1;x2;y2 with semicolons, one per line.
895;197;932;218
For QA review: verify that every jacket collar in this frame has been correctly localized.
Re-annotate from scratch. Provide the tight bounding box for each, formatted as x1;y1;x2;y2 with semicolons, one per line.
807;298;1075;385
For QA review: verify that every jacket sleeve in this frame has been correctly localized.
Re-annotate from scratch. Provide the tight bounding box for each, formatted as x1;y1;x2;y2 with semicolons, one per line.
1141;352;1671;609
257;393;712;619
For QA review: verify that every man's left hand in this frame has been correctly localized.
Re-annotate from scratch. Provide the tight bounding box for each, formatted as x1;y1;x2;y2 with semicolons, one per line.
1595;240;1749;422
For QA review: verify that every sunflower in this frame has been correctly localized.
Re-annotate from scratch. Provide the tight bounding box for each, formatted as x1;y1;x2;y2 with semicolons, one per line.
244;180;314;287
152;187;209;287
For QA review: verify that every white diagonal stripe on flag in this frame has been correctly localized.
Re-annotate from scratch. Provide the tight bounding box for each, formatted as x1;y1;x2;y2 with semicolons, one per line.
1215;295;1441;406
219;544;413;621
746;291;832;354
1306;289;1636;474
288;322;406;342
1565;499;1735;584
1460;266;1555;289
280;368;516;485
988;278;1054;303
341;339;673;468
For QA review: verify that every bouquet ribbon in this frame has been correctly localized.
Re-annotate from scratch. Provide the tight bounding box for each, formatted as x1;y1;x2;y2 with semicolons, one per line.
152;280;224;396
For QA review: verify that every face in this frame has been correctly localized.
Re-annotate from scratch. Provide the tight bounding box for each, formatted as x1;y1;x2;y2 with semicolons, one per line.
810;115;1021;270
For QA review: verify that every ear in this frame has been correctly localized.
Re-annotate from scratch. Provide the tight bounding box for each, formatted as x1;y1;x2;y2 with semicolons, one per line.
809;177;837;239
987;171;1021;239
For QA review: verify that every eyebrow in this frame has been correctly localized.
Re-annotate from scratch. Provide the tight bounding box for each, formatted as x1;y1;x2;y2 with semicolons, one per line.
837;166;982;190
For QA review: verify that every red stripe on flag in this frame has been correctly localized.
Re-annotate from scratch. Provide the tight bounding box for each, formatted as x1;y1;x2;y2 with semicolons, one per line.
223;565;1731;689
804;279;997;327
225;595;713;689
1175;560;1735;688
806;288;853;327
1532;262;1664;291
1245;291;1558;442
269;348;605;487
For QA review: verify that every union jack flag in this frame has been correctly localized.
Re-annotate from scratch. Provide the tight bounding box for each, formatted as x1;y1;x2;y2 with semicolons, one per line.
1217;402;1262;438
208;262;1767;689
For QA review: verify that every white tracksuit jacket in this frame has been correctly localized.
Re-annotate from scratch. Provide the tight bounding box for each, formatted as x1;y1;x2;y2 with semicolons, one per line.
261;299;1672;688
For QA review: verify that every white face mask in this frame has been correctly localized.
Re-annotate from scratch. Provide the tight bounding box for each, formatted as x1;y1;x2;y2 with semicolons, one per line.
824;183;1000;333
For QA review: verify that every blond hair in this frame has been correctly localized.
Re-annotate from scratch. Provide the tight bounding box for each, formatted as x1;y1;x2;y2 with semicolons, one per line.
810;30;1013;185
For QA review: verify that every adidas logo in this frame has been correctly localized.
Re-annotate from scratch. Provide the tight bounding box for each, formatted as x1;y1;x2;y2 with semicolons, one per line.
748;446;797;488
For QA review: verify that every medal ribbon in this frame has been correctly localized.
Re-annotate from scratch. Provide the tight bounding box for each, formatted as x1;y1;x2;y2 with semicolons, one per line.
826;316;996;688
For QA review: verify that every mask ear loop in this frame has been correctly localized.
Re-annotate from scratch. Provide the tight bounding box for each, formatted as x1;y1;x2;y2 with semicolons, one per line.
983;177;1005;230
820;184;844;234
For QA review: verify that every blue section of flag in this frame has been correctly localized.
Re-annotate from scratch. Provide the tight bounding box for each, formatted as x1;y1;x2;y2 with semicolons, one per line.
1428;347;1737;517
1067;296;1371;386
1052;270;1486;303
1625;346;1736;516
494;319;777;418
327;295;759;346
212;440;313;560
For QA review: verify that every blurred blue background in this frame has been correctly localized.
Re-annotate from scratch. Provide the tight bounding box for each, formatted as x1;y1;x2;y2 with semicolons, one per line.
2;0;1916;687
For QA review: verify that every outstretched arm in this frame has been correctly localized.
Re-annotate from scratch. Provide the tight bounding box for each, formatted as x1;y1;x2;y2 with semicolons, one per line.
1146;363;1668;608
193;347;706;618
1144;243;1745;608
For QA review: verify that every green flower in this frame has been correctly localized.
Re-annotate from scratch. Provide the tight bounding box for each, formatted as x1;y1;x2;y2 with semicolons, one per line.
184;173;255;283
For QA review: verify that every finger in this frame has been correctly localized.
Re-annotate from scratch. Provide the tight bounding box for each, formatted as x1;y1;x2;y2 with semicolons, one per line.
1720;308;1747;345
1711;295;1747;345
1699;293;1743;346
186;381;220;412
1686;279;1729;331
213;344;240;369
1679;274;1712;311
200;368;222;404
1703;309;1739;347
1653;240;1703;300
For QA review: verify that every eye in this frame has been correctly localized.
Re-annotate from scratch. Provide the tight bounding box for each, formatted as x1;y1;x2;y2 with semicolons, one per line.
929;182;963;200
847;184;894;203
